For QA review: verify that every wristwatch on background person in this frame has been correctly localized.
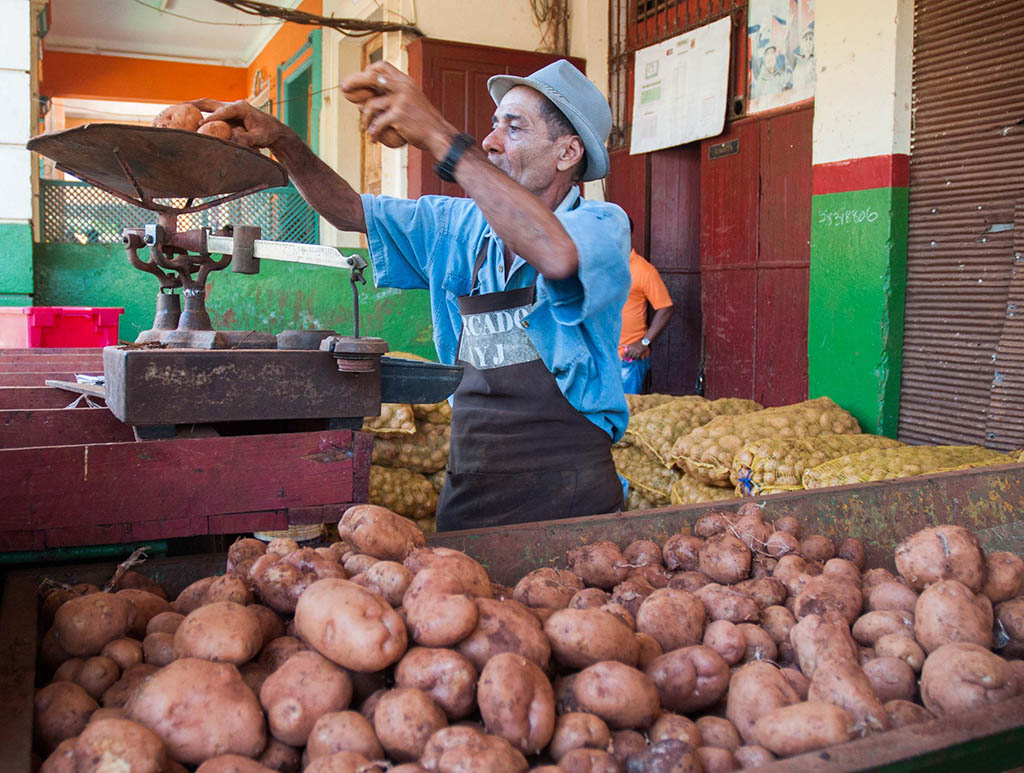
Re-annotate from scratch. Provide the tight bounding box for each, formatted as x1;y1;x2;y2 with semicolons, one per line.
641;337;651;347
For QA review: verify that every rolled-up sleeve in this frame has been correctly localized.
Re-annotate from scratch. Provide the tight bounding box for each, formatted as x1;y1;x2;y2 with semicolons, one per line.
361;194;451;290
538;203;631;326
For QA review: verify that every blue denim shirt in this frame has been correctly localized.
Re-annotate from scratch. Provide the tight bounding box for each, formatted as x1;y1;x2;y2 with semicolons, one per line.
361;186;631;441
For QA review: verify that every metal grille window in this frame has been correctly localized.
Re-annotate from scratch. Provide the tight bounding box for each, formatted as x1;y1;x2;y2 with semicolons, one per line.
39;180;320;245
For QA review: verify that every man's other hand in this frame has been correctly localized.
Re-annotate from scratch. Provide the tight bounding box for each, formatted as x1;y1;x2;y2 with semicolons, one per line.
624;341;650;361
192;99;288;150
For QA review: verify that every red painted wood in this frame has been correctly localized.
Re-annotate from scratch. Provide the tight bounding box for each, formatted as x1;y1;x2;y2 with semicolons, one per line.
650;272;702;395
0;408;134;449
0;530;46;552
759;107;813;266
209;511;288;534
701;268;757;399
0;348;102;355
0;387;99;410
606;148;650;256
813;154;911;195
755;266;810;406
0;359;102;369
406;38;584;198
0;372;99;386
700;120;760;268
0;430;359;531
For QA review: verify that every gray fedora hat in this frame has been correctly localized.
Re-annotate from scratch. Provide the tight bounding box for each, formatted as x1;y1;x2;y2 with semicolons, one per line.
487;60;612;182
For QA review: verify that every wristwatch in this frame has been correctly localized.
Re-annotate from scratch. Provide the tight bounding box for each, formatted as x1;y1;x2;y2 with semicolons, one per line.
641;337;651;347
434;133;476;182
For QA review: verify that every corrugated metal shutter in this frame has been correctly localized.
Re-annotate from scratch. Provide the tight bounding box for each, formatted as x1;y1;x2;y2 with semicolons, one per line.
899;0;1024;450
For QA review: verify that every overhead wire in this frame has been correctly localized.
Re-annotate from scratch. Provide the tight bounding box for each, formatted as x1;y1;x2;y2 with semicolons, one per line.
209;0;424;38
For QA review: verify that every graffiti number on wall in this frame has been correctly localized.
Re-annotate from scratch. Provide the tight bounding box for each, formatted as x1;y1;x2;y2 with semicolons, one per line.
817;207;880;228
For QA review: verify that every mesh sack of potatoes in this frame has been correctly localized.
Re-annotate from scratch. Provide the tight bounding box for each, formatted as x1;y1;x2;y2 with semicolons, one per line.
624;395;718;466
371;420;450;473
669;475;740;506
625;393;677;414
709;397;764;416
413;400;452;424
415;515;437;535
612;445;681;506
369;465;439;519
427;469;447;494
363;403;416;435
624;487;660;511
731;433;905;495
671;397;862;487
802;444;1016;489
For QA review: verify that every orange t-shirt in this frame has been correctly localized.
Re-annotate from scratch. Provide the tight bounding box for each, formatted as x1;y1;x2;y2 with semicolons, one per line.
619;249;673;357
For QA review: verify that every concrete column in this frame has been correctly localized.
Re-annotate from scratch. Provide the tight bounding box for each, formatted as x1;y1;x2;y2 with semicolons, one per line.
807;0;913;435
0;0;34;305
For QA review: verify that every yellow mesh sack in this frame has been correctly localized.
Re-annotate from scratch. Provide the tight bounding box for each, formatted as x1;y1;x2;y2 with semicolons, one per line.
413;401;452;424
371;421;450;473
415;516;437;535
731;434;905;494
363;403;416;435
624;396;717;467
671;397;861;487
709;398;764;416
625;488;660;511
626;393;677;415
612;445;681;506
669;475;740;506
802;445;1016;489
369;465;438;518
427;469;447;494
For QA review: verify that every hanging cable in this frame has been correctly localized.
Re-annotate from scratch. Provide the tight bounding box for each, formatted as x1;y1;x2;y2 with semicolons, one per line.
209;0;424;38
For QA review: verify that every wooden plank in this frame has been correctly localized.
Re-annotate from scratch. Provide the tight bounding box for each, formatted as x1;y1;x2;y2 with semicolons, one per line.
44;380;106;399
0;359;103;369
0;347;103;355
0;387;102;410
0;430;359;532
0;573;38;773
0;407;133;448
0;372;99;386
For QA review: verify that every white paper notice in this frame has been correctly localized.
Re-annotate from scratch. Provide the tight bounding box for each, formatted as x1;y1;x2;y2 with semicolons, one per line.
629;16;731;155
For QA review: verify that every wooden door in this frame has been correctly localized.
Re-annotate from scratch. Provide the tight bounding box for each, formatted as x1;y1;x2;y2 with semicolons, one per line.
406;39;585;198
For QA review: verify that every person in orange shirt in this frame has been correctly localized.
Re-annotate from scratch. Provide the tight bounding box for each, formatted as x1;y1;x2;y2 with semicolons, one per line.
619;217;674;393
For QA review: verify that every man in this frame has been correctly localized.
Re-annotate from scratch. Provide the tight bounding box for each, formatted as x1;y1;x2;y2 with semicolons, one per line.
195;59;631;531
619;217;673;394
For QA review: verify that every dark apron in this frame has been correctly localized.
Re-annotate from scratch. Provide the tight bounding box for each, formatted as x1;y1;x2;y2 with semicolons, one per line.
436;245;624;532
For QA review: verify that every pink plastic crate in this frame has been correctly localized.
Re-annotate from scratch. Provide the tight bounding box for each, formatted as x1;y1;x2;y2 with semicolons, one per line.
0;306;124;348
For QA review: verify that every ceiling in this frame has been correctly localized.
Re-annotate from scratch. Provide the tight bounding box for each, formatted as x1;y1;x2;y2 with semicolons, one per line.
45;0;303;68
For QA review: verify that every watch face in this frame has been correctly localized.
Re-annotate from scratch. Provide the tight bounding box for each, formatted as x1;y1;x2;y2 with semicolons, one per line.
641;338;651;346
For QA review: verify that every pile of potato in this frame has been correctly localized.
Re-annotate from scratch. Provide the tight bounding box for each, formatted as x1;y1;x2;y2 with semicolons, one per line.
34;504;1024;772
151;103;254;148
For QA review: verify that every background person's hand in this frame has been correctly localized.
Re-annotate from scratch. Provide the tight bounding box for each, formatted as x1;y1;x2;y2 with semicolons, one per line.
624;341;650;361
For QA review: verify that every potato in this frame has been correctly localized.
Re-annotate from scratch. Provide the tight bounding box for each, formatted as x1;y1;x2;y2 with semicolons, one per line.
204;574;256;606
793;575;863;624
457;597;550;671
351;560;412;607
625;739;701;772
914;580;993;653
267;537;300;557
566;541;629;589
609;579;653;619
152;103;203;131
512;567;584;609
239;662;271;696
662;535;704;571
695;510;734;538
624;539;664;567
258;636;308;671
982;551;1024;603
732;512;773;552
173;601;263;665
734;577;787;609
373;688;447;761
125;658;265;764
808;657;890;734
34;681;98;750
402;567;479;647
920;642;1017;716
256;562;314;615
419;726;527;772
40;736;78;773
75;656;121;700
343;554;378;576
867;581;919;613
725;661;800;743
736;623;777;663
799;534;836;562
875;633;925;672
635;587;706;651
895;525;986;592
627;564;672;589
634;632;663;671
259;739;301;772
115;589;173;638
295;579;408;672
394;647;477;719
88;706;125;723
258;650;353;746
648;645;729;714
751;701;853;757
569;587;611;609
100;637;144;671
760;605;796;644
247;604;284;647
861;567;896;591
101;663;158;709
544;607;640;668
574;661;660;729
549;712;611;761
198;120;233;140
697;745;739;773
338;504;426;561
53;658;85;683
53;593;136;657
607;729;647;764
669;570;713;594
228;537;267;574
764;530;800;558
302;751;375;772
837;538;867;569
650;712;701;748
74;717;168;772
862;656;917;702
851;609;914;646
477;652;555;754
696;716;740;751
699;534;751;585
142;632;177;666
773;554;812;597
695;583;760;623
306;711;383;762
884;699;935;729
558;747;621;772
995;597;1024;657
173;577;218;615
703;619;746;665
789;614;859;678
146;611;185;637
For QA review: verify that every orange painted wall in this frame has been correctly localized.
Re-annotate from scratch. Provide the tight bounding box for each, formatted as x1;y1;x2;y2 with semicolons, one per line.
246;0;322;116
40;51;246;103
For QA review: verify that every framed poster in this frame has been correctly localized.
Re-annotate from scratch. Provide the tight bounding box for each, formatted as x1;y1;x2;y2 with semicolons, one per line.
748;0;815;114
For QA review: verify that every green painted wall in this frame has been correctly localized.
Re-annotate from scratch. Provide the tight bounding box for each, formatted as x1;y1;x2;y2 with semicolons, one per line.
808;187;908;436
0;222;34;302
32;242;437;358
